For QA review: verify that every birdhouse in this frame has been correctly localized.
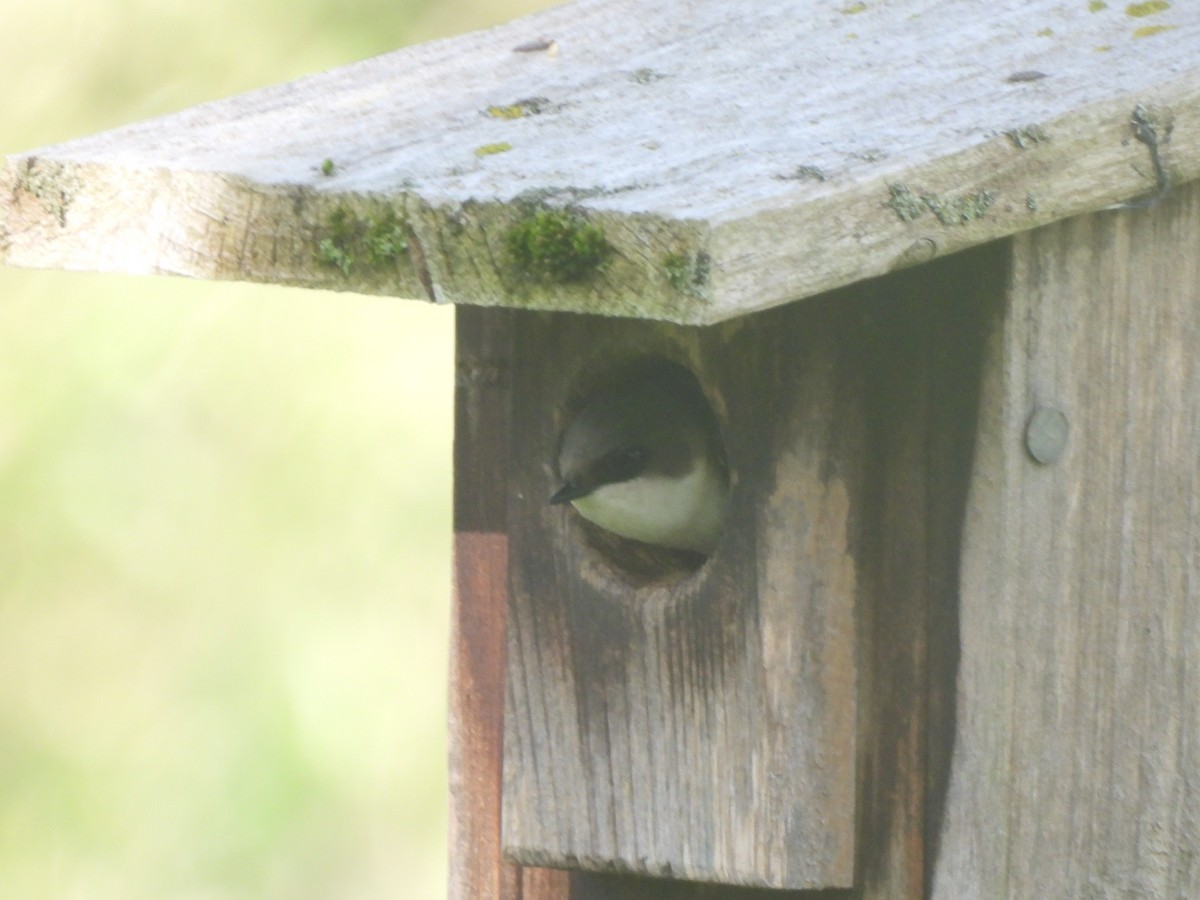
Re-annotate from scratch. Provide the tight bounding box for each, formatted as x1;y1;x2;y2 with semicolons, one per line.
4;0;1200;897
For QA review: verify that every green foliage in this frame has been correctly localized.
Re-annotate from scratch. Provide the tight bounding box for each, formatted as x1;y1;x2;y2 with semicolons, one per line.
485;97;552;119
1126;0;1170;17
316;207;409;277
886;183;995;226
504;208;611;284
662;250;710;298
474;141;512;156
317;237;354;275
486;105;525;120
364;210;410;266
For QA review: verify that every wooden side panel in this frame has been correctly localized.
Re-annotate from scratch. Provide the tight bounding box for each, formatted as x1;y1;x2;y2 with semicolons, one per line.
854;252;1001;900
450;307;519;900
932;181;1200;897
502;302;863;889
451;306;571;900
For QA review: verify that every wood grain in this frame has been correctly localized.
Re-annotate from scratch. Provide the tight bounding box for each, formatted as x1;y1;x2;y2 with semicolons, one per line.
502;303;863;889
452;305;573;900
501;245;1004;895
450;307;519;900
853;249;1004;900
4;0;1199;322
931;180;1200;897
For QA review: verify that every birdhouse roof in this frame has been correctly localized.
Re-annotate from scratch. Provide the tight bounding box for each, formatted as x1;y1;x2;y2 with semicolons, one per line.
3;0;1199;323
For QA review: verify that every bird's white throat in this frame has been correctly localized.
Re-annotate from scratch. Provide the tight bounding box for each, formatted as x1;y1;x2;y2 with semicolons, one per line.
570;456;726;554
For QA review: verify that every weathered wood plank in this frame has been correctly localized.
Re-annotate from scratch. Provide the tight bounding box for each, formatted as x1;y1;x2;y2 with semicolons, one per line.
450;530;524;900
569;872;847;898
454;307;574;900
451;307;520;900
932;180;1200;897
500;245;1002;896
502;304;863;888
4;0;1199;323
854;248;1004;900
523;867;572;900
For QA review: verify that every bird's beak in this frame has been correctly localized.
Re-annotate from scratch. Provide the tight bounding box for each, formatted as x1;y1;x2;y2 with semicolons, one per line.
549;481;592;505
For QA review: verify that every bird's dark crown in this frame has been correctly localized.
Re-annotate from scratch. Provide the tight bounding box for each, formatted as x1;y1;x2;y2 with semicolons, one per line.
552;360;723;503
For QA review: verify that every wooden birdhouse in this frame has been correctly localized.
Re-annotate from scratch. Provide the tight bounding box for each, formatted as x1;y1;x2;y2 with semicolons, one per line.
4;0;1199;897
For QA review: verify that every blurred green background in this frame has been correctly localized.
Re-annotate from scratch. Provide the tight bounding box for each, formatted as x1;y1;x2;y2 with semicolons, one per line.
1;0;551;896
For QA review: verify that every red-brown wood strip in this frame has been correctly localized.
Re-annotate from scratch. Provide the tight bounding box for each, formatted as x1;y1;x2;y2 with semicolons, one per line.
450;308;521;900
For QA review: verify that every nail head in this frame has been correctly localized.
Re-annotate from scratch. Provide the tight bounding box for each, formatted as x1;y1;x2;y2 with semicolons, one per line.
1026;406;1069;465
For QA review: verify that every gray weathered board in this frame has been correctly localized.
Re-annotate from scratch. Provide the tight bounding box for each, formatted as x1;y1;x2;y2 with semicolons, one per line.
3;0;1199;323
930;176;1200;900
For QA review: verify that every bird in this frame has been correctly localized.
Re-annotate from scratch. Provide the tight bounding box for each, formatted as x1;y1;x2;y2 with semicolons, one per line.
549;361;728;555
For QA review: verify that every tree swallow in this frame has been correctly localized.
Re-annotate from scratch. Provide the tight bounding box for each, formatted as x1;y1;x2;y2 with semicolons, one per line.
549;362;728;555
